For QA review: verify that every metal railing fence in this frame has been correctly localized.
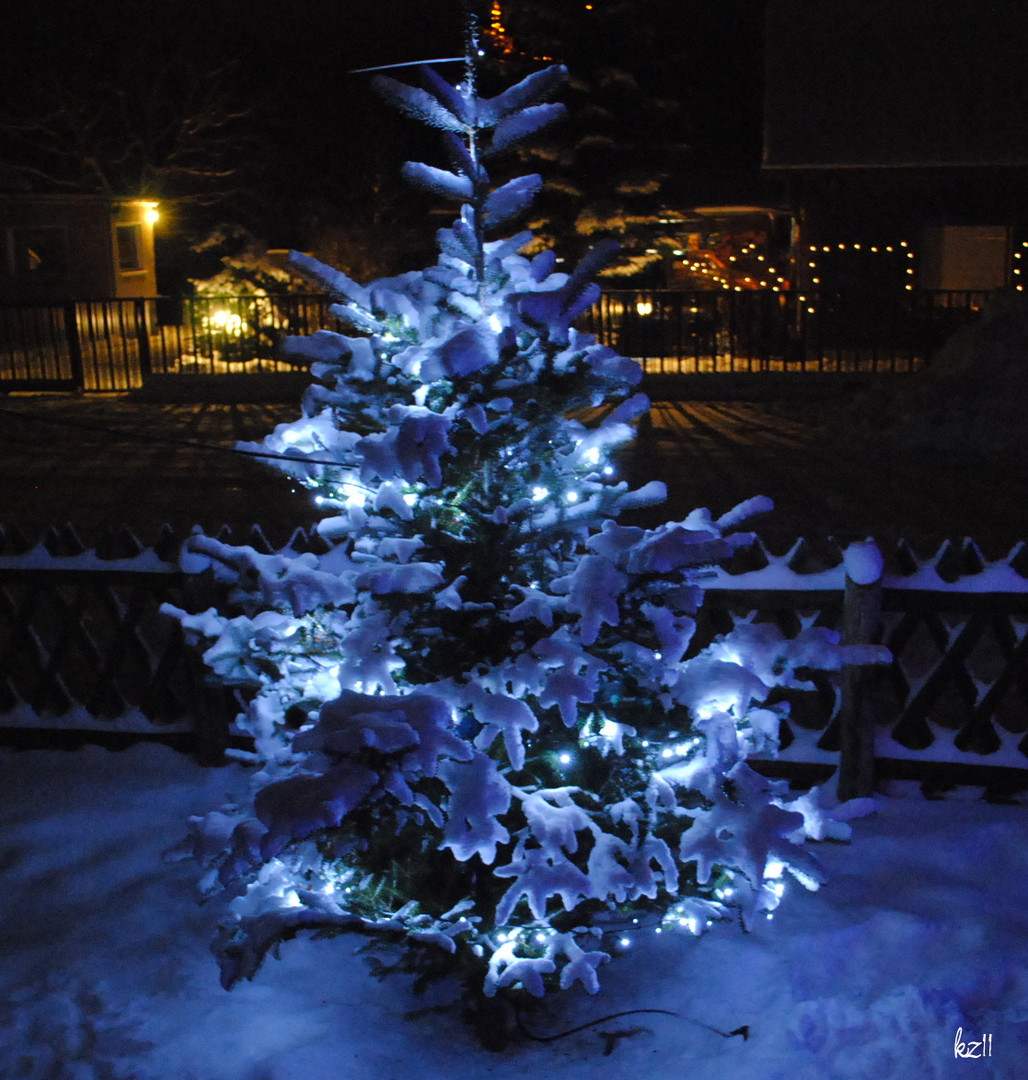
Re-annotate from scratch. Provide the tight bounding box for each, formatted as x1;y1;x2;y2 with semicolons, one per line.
582;288;992;374
0;289;993;392
0;294;340;392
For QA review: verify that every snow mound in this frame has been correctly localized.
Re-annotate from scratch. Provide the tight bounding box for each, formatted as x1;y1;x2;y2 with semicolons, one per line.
790;986;968;1079
3;746;1028;1077
840;289;1028;466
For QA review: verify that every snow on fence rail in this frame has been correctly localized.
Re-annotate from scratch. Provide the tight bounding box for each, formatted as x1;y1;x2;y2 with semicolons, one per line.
2;525;1028;791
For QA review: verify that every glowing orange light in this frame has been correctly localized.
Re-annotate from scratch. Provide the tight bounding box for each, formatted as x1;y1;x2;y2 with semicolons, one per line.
488;1;515;54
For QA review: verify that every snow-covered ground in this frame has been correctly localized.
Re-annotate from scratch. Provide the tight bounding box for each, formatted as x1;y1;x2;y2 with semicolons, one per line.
2;742;1026;1079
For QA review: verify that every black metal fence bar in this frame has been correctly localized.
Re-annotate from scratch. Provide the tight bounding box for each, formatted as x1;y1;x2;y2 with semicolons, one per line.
0;290;992;391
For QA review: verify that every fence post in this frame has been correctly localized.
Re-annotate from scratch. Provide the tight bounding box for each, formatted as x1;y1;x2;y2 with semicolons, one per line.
63;302;85;389
134;298;152;379
837;540;883;801
181;566;231;765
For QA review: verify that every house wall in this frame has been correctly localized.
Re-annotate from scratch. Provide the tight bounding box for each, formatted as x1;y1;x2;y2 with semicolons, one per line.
0;195;157;301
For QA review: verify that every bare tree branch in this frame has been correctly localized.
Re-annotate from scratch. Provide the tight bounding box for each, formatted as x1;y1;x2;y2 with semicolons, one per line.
0;31;258;211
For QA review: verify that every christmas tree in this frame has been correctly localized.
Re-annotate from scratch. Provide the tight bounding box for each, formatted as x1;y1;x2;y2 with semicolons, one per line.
165;27;871;1043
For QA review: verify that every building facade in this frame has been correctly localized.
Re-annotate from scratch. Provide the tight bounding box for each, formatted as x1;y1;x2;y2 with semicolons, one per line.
0;194;158;302
763;0;1028;295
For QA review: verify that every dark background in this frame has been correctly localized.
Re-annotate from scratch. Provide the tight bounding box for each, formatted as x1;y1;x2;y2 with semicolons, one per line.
0;1;769;284
764;0;1028;169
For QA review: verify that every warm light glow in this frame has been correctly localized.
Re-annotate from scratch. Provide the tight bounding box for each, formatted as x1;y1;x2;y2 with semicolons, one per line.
210;310;244;334
143;203;159;226
488;1;515;54
635;300;654;316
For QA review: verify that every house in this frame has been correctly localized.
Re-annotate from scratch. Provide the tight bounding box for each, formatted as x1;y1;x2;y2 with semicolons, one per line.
762;0;1028;296
0;193;159;302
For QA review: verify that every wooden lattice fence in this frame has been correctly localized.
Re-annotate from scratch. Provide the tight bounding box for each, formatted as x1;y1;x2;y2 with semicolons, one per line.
0;524;326;761
703;536;1028;795
2;526;1028;793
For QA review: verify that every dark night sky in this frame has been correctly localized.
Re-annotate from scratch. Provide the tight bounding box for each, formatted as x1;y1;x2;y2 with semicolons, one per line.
0;1;466;229
0;1;766;226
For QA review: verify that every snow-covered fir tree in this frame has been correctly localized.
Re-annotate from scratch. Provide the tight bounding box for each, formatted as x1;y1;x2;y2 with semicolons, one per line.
165;31;876;1043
